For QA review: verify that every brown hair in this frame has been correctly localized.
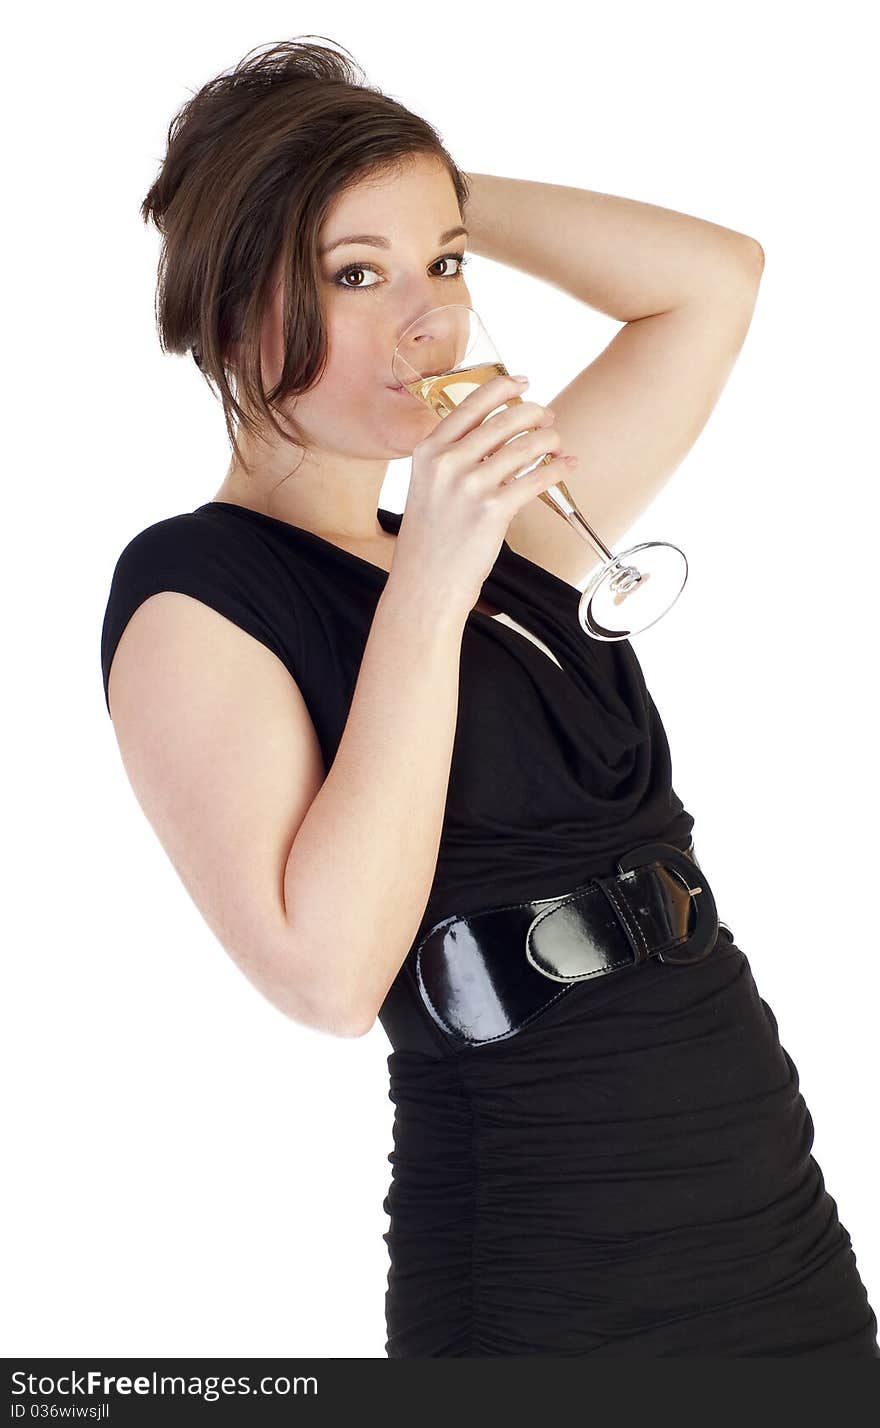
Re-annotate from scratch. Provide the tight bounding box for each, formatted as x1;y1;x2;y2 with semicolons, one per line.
139;36;470;477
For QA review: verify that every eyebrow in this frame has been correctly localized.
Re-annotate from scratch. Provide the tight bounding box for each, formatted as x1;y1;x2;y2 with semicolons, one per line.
319;225;469;257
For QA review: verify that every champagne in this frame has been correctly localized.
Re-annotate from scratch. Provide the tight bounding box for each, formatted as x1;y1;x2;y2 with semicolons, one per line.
402;360;575;513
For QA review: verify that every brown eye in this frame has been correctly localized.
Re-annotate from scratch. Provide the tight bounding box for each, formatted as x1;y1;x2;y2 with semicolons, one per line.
332;252;470;292
334;264;382;290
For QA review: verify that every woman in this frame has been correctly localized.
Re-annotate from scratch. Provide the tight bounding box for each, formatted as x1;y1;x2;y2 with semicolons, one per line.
100;38;879;1356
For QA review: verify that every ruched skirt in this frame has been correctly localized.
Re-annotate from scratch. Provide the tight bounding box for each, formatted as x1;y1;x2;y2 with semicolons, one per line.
382;930;879;1356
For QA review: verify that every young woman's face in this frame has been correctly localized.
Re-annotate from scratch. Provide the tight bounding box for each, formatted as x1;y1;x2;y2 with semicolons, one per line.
262;155;472;461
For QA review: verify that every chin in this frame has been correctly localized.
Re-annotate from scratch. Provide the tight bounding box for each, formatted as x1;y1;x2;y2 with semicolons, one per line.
382;436;422;459
378;409;435;450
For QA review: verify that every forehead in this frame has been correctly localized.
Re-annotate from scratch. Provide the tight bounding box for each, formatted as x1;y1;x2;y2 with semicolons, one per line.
322;156;460;237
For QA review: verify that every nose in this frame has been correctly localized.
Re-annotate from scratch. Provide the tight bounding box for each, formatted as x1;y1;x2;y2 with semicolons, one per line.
393;310;456;383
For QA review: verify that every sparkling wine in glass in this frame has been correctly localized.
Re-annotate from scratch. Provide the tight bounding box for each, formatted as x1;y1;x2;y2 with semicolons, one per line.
391;305;688;641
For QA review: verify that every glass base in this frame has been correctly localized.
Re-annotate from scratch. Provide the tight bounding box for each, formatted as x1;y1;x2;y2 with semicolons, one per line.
578;541;688;641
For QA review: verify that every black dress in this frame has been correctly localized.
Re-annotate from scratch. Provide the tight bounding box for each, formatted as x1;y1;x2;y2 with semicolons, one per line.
100;501;880;1357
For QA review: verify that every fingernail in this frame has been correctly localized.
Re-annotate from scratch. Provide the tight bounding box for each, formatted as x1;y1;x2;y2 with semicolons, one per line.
511;375;529;384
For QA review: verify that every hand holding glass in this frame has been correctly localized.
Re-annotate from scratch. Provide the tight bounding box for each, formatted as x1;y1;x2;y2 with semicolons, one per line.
391;305;687;640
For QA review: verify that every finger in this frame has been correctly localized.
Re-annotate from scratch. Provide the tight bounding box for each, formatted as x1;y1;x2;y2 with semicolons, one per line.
471;401;552;459
502;452;577;504
431;373;529;445
489;423;565;480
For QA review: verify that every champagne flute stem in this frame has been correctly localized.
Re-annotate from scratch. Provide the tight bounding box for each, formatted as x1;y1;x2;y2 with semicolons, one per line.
537;478;617;565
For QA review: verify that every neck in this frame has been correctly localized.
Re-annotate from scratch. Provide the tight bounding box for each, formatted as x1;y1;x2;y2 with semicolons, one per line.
213;455;390;543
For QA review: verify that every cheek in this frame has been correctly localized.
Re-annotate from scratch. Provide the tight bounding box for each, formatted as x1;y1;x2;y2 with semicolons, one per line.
324;313;379;383
321;359;379;415
310;324;375;404
321;319;396;412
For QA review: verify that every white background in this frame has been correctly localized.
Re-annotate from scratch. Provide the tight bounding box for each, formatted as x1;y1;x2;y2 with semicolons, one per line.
4;0;877;1358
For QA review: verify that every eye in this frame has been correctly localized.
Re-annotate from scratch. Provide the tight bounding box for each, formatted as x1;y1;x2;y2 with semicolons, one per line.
331;251;471;292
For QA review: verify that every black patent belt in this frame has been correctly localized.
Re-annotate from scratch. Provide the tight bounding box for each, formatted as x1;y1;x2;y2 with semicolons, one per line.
403;840;734;1055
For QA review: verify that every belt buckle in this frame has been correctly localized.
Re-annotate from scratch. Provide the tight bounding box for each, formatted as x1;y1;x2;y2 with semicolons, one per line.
615;841;719;965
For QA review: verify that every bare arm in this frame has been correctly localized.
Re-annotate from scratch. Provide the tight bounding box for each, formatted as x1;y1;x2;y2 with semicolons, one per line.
283;568;466;1037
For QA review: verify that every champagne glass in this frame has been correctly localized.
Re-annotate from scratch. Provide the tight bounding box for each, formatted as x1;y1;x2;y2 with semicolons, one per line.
391;305;688;641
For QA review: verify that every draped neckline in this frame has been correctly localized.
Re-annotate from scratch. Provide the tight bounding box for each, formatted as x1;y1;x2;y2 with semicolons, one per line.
199;498;566;658
197;499;647;763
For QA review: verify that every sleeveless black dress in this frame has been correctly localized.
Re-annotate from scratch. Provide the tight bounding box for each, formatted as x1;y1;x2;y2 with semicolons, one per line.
100;501;880;1357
